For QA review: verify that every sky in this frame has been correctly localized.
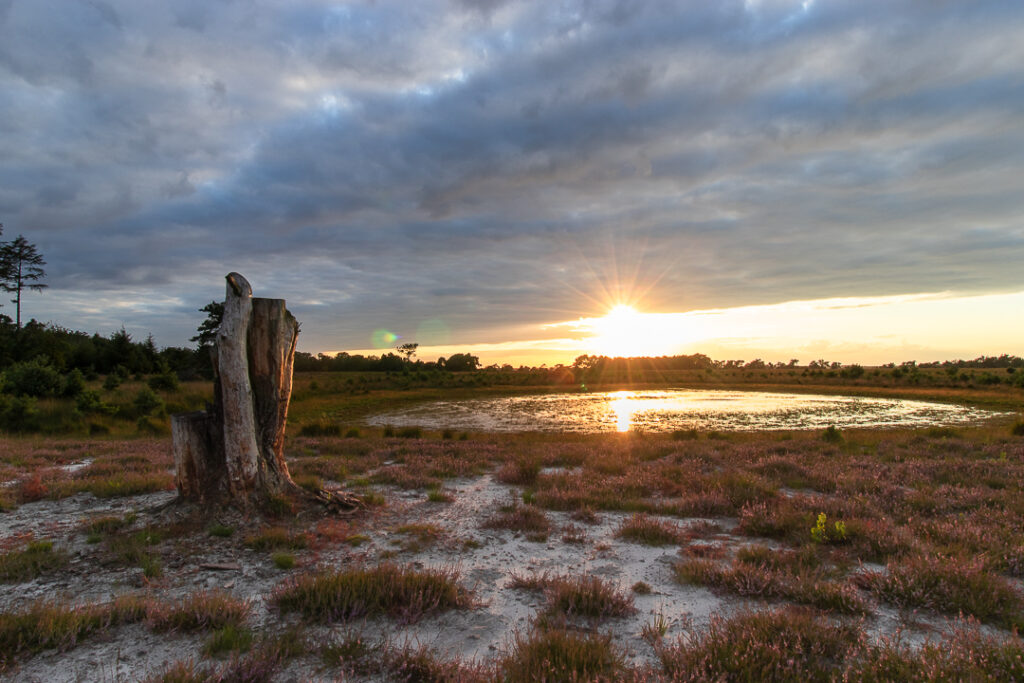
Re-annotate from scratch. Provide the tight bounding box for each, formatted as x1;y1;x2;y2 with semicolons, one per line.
2;0;1023;366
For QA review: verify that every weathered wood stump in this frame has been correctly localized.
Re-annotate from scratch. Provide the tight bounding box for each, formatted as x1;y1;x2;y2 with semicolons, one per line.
172;273;302;505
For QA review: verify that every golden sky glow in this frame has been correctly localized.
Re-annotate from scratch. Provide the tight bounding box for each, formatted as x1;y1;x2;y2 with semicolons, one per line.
334;290;1024;367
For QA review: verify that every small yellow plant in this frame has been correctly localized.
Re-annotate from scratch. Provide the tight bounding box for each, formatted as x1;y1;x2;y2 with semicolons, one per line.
810;513;846;544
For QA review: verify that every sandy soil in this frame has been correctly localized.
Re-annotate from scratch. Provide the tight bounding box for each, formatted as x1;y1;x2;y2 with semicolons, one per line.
0;467;955;682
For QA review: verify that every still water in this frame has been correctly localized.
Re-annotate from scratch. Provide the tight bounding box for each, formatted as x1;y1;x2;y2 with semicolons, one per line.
366;389;1006;433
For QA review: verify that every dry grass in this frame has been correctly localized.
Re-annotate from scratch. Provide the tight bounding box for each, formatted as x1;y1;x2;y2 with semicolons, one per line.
273;562;473;624
615;513;685;546
482;501;552;540
675;552;869;615
147;591;251;633
243;527;309;552
499;627;625;682
507;572;636;622
657;606;863;681
856;554;1024;630
0;540;69;583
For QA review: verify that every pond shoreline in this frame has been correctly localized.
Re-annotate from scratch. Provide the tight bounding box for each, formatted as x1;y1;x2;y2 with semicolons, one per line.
365;388;1013;434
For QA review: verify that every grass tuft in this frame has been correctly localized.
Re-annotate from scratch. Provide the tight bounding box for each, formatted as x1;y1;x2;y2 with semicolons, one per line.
272;552;296;570
0;540;69;583
507;572;636;622
202;624;254;657
675;553;868;615
147;591;250;633
658;606;862;680
427;486;455;503
273;563;472;624
207;524;235;538
858;553;1024;630
615;513;684;546
498;627;624;683
482;502;551;539
244;527;309;552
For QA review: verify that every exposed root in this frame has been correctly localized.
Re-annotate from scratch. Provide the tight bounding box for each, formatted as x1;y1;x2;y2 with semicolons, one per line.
314;488;365;515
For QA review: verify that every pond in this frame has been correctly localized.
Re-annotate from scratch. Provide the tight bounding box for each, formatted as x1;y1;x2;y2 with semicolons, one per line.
365;389;1007;433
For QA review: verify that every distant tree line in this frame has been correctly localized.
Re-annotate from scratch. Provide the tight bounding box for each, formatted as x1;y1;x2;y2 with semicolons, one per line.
0;320;207;382
3;297;1023;399
294;350;482;373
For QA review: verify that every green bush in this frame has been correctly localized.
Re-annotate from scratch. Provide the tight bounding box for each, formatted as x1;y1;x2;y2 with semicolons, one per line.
3;360;62;397
822;425;843;444
0;395;39;432
75;389;113;415
147;371;179;392
840;364;865;379
299;422;341;437
133;387;164;417
61;368;86;398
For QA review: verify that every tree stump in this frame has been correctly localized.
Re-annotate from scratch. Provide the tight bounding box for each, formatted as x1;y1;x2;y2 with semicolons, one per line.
172;273;300;505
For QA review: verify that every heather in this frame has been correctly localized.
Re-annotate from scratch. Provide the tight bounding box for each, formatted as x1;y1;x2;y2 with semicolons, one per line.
1;376;1023;679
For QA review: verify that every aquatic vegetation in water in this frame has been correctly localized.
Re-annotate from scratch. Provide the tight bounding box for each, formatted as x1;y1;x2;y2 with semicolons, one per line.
367;389;1006;433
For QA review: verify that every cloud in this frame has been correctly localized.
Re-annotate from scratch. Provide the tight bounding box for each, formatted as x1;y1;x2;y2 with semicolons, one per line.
1;0;1023;355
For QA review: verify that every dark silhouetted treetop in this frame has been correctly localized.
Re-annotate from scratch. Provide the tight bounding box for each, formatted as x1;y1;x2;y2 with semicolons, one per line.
0;234;47;329
191;300;225;348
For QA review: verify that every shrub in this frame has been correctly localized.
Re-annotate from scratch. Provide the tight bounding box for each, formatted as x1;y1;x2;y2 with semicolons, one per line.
17;473;48;502
846;623;1024;682
61;368;87;398
273;563;472;624
426;487;454;503
482;502;551;539
244;527;308;552
0;395;39;432
272;553;296;570
859;554;1024;630
76;389;112;415
133;387;164;417
822;425;843;443
615;513;684;546
544;574;637;621
3;359;61;397
208;524;235;538
203;625;253;656
0;595;147;664
496;456;542;485
499;628;624;682
810;512;847;544
0;540;69;582
675;556;867;614
147;372;179;392
299;421;341;437
658;607;862;681
148;591;250;633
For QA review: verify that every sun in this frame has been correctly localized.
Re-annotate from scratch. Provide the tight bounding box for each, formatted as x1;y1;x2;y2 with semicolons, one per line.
588;304;667;357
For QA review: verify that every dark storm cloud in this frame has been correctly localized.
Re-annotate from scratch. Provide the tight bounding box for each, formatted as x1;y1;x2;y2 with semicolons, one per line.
2;0;1023;350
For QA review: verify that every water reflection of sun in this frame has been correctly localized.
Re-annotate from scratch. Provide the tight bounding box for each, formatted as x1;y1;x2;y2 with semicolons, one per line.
609;390;640;432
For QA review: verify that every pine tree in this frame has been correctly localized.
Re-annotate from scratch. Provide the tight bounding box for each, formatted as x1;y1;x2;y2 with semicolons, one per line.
0;235;48;329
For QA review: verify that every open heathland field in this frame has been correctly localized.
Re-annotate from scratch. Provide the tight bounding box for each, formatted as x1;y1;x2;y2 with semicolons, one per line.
1;378;1023;681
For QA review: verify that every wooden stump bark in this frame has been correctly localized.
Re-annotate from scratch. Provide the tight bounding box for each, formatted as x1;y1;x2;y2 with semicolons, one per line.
172;273;300;505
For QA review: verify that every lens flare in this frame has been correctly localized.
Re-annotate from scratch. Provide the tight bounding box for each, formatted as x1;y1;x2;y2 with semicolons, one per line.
371;329;398;348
